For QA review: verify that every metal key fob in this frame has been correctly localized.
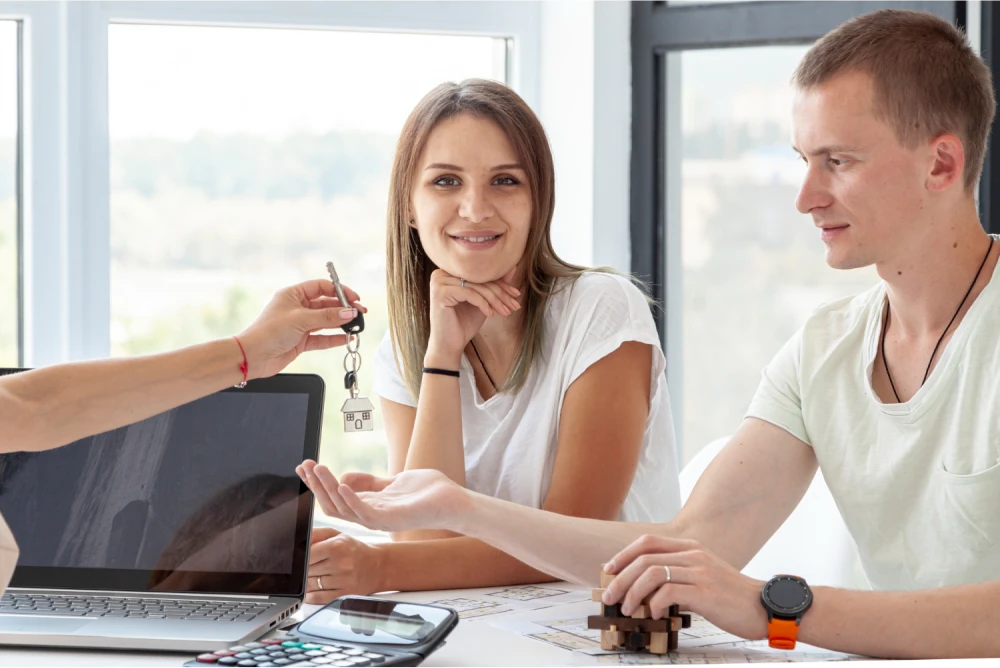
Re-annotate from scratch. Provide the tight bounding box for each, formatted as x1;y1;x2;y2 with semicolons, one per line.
342;370;374;432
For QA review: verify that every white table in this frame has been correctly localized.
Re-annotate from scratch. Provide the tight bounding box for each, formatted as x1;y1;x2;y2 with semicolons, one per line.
2;583;999;667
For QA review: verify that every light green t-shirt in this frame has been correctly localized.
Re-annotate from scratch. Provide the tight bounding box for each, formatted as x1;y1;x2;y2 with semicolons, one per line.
747;236;1000;591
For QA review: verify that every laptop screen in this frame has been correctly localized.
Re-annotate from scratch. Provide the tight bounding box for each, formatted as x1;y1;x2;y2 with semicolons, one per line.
0;373;323;598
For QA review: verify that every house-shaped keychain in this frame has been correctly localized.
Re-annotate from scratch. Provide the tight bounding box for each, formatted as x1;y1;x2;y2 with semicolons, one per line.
342;397;374;432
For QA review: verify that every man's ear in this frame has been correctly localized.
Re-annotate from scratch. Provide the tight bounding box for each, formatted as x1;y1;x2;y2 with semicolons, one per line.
926;133;966;192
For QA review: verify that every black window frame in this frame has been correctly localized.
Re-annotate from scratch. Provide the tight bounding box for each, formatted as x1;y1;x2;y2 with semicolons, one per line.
630;0;967;351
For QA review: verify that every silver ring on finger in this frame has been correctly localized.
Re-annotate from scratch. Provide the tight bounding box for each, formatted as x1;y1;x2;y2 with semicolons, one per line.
460;278;466;289
664;565;671;584
317;575;325;591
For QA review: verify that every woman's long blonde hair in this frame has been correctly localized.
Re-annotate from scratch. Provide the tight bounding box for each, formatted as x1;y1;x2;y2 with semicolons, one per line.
387;79;622;398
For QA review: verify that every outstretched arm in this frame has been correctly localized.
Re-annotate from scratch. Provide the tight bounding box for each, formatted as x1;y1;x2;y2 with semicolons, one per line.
300;417;817;585
0;279;364;454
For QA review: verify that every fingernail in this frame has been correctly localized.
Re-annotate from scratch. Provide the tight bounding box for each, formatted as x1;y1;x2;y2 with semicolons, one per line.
340;308;358;319
602;591;612;604
511;287;521;296
604;562;615;573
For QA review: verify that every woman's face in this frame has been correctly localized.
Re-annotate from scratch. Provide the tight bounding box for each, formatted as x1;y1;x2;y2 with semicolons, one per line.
410;113;532;284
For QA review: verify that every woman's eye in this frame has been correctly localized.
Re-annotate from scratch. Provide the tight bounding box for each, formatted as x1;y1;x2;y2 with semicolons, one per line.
493;176;519;186
434;176;460;187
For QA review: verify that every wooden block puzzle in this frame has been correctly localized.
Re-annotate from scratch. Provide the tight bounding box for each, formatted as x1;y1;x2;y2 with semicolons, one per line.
588;569;692;655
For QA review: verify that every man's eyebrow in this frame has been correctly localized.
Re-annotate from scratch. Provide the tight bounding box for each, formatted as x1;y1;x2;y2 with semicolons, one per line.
792;145;860;157
424;163;526;171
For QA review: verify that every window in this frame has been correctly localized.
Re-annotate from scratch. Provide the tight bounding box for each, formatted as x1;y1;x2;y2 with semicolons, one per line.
0;20;19;366
109;24;506;477
667;46;877;462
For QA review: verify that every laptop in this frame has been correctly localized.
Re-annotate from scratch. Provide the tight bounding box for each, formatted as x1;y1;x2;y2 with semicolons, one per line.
0;371;324;652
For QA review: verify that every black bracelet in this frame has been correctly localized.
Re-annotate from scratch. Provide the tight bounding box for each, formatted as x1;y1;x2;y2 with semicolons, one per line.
423;367;460;378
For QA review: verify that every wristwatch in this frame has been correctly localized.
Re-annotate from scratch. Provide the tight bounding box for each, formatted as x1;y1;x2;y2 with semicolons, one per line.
760;575;813;650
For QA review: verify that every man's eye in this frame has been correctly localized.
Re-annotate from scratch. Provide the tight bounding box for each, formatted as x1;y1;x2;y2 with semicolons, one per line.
829;158;846;167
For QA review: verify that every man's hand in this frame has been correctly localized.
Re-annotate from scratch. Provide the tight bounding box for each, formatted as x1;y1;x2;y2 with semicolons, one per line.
296;462;470;533
305;527;385;604
602;534;769;641
238;279;368;380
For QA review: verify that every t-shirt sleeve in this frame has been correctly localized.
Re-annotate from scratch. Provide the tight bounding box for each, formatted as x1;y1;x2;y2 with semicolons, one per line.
372;330;417;408
744;326;811;446
564;275;665;390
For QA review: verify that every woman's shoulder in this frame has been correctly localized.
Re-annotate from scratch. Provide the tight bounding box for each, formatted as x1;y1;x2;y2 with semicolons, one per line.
549;271;650;317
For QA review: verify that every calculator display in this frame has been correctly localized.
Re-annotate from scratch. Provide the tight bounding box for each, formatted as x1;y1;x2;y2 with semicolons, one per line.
297;599;450;646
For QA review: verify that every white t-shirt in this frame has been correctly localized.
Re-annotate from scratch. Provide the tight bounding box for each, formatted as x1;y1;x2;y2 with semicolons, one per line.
374;272;681;523
747;236;1000;591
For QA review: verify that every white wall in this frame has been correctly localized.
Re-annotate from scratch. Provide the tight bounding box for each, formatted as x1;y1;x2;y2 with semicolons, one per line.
540;0;631;273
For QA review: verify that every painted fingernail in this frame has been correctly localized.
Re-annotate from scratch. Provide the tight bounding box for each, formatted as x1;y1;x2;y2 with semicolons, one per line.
340;308;358;319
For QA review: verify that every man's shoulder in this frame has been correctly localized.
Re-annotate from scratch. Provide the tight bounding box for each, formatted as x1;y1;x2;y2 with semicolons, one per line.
798;282;884;345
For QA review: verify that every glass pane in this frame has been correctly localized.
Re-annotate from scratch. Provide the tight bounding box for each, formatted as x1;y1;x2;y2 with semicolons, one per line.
109;25;506;479
0;21;18;366
667;46;879;464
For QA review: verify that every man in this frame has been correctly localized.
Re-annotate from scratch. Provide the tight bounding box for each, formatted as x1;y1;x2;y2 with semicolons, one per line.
297;10;1000;659
0;278;366;592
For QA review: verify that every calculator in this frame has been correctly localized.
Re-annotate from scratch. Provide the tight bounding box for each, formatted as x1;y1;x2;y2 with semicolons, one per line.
185;596;459;668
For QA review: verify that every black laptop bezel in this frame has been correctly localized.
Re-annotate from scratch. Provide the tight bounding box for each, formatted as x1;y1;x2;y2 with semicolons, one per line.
1;370;323;599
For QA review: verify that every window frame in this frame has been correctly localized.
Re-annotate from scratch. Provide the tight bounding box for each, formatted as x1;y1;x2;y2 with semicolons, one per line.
0;0;539;366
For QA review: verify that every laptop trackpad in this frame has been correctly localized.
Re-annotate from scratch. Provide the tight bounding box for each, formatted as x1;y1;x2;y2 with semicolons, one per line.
0;617;96;634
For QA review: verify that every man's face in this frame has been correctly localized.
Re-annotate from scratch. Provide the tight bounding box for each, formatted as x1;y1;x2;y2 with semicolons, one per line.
792;71;932;270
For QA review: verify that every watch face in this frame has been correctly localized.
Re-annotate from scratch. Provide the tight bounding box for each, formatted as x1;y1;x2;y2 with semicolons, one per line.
763;576;812;615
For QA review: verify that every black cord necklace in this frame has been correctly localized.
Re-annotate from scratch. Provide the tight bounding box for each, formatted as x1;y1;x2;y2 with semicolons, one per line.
881;237;994;403
469;338;498;394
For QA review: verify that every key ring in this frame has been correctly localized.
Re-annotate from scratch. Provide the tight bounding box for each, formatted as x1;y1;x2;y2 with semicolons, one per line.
346;333;361;354
344;350;362;374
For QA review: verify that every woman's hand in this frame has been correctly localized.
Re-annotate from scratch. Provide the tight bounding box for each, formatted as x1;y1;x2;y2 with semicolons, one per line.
305;527;385;604
238;279;368;380
424;267;521;364
296;461;471;533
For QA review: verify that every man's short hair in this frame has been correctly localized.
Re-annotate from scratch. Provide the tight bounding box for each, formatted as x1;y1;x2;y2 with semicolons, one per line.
793;9;996;190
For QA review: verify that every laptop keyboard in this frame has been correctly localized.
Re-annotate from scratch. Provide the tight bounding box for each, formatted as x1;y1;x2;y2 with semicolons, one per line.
0;592;274;621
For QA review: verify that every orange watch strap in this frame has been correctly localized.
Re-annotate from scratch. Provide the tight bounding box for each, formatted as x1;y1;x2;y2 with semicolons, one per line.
767;617;799;650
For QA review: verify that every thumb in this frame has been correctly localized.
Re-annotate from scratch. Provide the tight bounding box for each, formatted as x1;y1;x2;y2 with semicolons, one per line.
310;526;341;543
310;306;359;332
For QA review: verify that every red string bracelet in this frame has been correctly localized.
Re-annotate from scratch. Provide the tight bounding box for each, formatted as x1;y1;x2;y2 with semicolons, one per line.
233;336;249;388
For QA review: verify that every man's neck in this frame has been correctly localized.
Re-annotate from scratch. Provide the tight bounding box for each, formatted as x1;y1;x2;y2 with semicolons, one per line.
879;204;996;339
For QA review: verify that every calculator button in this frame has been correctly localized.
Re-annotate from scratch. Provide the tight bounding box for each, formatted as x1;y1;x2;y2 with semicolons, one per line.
301;644;323;650
287;654;310;662
311;660;333;665
343;650;364;656
257;664;277;667
262;639;285;645
319;647;340;653
325;654;347;661
218;659;240;666
215;650;239;657
196;654;219;663
237;661;258;667
230;646;250;653
234;653;255;660
282;642;304;648
305;651;326;657
333;662;354;667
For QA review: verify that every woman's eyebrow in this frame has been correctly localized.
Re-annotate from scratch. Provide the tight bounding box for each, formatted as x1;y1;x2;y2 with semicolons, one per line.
423;162;525;171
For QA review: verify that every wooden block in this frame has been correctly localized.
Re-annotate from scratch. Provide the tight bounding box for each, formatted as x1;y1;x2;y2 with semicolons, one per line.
668;630;678;652
648;632;668;655
630;604;649;619
600;630;615;651
591;588;606;603
600;569;616;588
587;615;670;633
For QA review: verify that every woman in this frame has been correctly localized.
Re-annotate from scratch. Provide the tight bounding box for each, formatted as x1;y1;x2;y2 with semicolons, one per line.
299;79;680;601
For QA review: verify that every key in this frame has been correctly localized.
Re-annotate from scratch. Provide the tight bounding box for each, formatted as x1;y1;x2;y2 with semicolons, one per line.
326;261;364;335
